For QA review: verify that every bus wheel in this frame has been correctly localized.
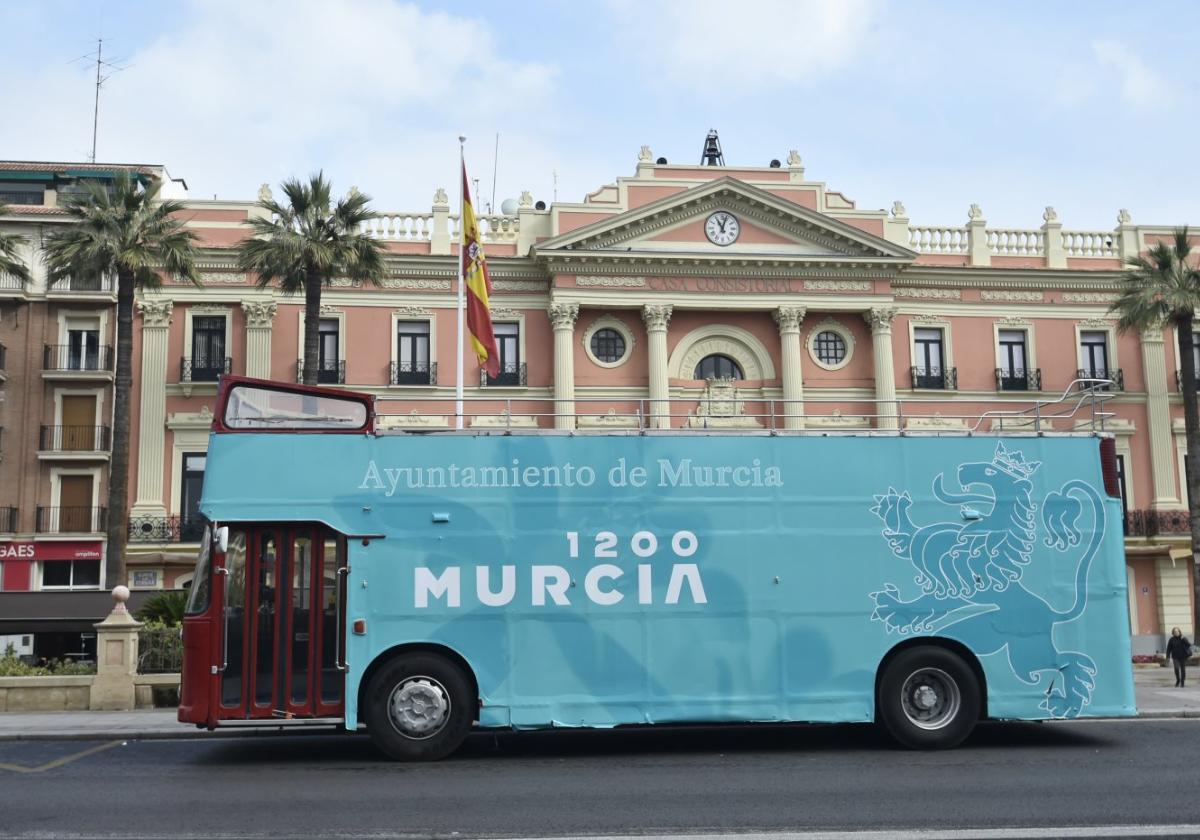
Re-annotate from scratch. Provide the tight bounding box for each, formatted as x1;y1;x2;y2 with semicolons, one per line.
364;653;473;761
877;646;979;750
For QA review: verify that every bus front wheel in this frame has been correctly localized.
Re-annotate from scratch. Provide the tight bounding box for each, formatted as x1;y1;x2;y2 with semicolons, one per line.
364;653;474;761
877;646;980;750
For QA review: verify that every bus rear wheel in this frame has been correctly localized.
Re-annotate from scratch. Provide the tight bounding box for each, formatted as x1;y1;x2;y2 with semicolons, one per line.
877;646;980;750
364;653;473;761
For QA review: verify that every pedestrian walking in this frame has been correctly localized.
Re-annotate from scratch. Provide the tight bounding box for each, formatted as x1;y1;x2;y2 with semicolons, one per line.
1165;627;1192;688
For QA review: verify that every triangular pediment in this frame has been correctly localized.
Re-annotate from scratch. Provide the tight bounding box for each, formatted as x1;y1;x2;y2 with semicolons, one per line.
536;176;915;264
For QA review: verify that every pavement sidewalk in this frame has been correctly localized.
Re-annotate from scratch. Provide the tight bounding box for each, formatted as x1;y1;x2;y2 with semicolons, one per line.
0;668;1197;741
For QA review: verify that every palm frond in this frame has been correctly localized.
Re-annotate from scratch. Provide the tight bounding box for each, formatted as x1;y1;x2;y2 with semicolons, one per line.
1111;226;1200;332
0;202;33;284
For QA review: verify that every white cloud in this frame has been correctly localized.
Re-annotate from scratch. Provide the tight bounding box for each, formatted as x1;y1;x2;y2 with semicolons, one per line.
608;0;881;92
1091;40;1169;108
0;0;561;209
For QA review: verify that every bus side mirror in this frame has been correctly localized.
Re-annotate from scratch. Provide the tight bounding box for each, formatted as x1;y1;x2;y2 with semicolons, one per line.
214;526;229;553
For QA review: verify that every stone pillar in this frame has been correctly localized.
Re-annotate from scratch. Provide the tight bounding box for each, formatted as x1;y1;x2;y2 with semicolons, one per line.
642;304;673;430
241;300;277;379
430;188;451;256
967;204;991;267
1042;206;1066;269
90;586;142;711
774;306;807;430
1116;209;1139;262
884;201;910;248
1141;323;1180;508
549;302;579;431
864;306;900;430
131;300;173;518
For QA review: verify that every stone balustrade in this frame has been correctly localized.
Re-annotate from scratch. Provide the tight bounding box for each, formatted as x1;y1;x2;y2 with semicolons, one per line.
987;228;1044;257
1063;230;1119;258
908;225;969;254
363;212;436;241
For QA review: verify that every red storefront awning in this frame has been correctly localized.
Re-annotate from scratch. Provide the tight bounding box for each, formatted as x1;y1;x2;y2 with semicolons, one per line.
0;541;104;591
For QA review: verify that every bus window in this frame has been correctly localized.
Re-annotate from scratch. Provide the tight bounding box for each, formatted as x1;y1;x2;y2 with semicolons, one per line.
254;534;278;707
184;527;212;615
223;383;368;430
291;536;312;705
320;537;344;705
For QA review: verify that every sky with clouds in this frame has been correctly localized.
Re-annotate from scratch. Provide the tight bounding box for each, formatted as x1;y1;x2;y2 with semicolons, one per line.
1;0;1197;229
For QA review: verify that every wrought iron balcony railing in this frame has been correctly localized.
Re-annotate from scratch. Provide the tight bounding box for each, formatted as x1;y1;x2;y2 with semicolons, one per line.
36;506;107;534
128;514;207;543
43;344;113;372
1126;509;1191;538
47;275;114;294
39;425;112;452
297;358;346;384
390;360;437;386
481;361;527;387
1077;368;1124;391
910;366;957;390
995;368;1042;392
180;356;231;383
0;506;16;533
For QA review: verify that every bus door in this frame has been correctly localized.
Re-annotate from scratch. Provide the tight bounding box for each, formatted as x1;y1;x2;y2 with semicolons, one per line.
217;525;347;720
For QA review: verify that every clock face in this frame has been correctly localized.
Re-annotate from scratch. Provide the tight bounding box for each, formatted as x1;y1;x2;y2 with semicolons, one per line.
704;211;740;246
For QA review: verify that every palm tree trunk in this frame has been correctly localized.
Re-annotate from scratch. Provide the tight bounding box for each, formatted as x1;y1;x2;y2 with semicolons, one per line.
302;269;322;385
1175;314;1200;637
104;270;135;590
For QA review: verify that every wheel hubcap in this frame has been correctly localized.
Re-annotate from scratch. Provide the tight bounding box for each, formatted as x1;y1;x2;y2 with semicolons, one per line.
387;676;450;739
900;667;961;730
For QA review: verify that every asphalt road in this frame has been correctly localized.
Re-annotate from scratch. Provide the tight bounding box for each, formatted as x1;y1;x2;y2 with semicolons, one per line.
1;720;1199;839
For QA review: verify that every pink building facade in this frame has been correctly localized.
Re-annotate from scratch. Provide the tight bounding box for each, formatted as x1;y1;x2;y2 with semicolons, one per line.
1;150;1195;657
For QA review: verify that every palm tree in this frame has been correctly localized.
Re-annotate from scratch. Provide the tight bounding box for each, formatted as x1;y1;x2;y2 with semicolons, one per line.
238;173;385;384
42;174;200;589
1111;227;1200;635
0;202;33;286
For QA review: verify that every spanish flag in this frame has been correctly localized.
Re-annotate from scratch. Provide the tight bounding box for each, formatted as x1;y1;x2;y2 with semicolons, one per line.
461;163;500;379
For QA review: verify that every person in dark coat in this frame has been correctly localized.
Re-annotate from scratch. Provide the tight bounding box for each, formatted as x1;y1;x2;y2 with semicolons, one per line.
1165;627;1192;688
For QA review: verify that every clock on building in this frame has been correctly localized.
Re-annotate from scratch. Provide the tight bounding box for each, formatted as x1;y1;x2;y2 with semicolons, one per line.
704;211;740;246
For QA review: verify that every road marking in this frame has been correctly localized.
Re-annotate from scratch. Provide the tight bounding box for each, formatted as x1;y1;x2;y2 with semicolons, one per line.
0;739;122;773
7;829;1200;840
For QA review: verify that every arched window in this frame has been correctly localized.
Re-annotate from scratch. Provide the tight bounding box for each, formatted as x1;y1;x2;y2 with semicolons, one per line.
694;354;743;380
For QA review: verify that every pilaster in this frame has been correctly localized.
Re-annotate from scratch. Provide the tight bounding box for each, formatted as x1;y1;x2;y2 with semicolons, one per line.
774;306;807;430
1140;323;1181;508
131;299;172;518
241;300;277;379
864;306;899;430
549;302;579;431
642;304;673;430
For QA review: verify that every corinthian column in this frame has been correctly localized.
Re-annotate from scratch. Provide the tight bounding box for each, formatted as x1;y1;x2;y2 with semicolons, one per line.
642;304;673;429
241;300;277;379
549;302;579;430
864;306;899;430
774;306;807;430
131;299;173;518
1141;323;1180;508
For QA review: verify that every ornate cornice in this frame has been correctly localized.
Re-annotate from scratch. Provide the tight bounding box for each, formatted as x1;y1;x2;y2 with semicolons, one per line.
980;290;1044;302
804;279;872;292
894;287;962;300
642;304;673;331
548;302;580;330
1062;292;1118;303
492;280;547;292
577;276;646;287
137;299;174;327
241;300;277;328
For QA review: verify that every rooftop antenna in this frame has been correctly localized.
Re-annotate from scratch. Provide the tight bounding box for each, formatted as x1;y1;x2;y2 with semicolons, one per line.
490;132;500;215
71;36;128;163
700;129;725;166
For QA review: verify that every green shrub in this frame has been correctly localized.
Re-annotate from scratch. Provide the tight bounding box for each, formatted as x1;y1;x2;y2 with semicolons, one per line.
136;590;188;627
0;651;96;677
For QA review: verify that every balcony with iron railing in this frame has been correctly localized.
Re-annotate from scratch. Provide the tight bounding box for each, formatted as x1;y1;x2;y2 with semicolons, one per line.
390;361;437;386
297;359;346;385
43;344;114;375
128;513;207;544
180;356;232;383
0;506;16;533
1077;368;1124;391
995;368;1042;392
910;366;957;390
36;506;107;534
481;362;527;387
38;425;112;456
46;275;116;296
1126;509;1191;538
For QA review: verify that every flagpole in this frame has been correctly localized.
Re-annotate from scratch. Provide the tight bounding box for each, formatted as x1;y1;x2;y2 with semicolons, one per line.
456;135;466;430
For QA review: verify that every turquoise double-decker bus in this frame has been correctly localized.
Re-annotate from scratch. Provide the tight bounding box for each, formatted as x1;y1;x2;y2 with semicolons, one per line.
179;377;1135;759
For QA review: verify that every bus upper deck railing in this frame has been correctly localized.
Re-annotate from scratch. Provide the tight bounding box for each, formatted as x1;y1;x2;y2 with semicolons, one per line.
370;379;1117;435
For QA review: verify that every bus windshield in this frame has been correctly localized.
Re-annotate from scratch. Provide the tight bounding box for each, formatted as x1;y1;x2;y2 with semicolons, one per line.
185;526;212;615
223;383;369;430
